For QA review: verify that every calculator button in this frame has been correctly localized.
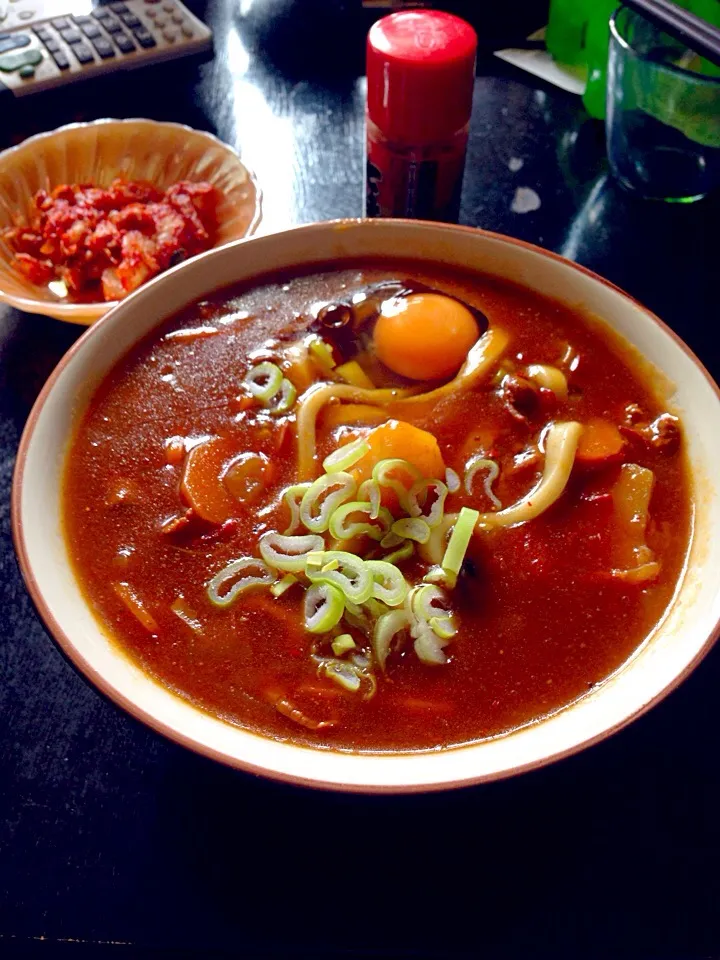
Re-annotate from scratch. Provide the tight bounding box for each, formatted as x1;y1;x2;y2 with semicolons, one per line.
92;36;114;57
52;49;69;69
18;62;34;77
0;46;40;70
71;40;94;63
133;27;155;47
73;15;93;26
121;13;141;27
18;10;34;19
93;9;112;19
44;37;60;52
51;17;70;29
180;24;192;37
109;2;128;11
33;26;52;40
104;18;122;32
162;28;175;42
153;15;165;25
171;12;182;23
145;8;156;17
0;33;30;52
81;23;102;38
60;28;82;44
113;31;135;52
162;3;172;11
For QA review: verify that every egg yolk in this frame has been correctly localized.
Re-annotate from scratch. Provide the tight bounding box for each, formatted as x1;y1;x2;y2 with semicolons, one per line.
373;293;480;381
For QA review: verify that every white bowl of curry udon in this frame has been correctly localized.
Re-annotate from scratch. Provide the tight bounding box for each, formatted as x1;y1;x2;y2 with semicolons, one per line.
13;220;720;792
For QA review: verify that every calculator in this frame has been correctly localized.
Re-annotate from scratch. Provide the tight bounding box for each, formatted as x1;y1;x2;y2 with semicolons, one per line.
0;0;212;97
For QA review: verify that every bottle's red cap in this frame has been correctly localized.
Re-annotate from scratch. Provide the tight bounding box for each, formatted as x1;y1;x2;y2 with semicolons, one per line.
367;10;477;145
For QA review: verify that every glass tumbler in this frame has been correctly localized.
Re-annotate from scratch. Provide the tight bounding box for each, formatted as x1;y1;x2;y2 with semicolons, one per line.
606;6;720;202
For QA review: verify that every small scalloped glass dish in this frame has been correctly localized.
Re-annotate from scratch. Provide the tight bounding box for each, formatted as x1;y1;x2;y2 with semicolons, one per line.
0;118;261;325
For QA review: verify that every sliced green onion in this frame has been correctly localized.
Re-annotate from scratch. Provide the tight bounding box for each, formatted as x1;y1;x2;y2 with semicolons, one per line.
308;335;336;374
316;657;366;693
282;482;312;535
342;601;372;637
365;560;409;607
372;458;421;513
407;478;448;528
269;378;297;416
392;517;431;544
414;627;449;666
380;530;404;549
429;615;457;640
306;550;325;571
306;550;373;604
423;564;457;590
207;557;276;608
445;467;461;493
331;633;356;656
465;456;501;509
329;501;393;542
270;573;298;598
259;532;325;572
364;597;389;620
304;583;345;633
358;479;382;520
412;584;448;622
322;662;361;692
418;514;455;567
384;541;414;565
323;437;369;473
410;583;456;641
244;361;283;402
441;507;479;576
315;653;377;698
300;472;356;533
373;609;409;671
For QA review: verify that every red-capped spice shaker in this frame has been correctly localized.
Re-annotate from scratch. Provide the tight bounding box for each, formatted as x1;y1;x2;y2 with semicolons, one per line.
365;10;477;222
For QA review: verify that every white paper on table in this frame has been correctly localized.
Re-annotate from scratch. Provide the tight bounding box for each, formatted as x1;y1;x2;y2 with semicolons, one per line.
494;27;587;96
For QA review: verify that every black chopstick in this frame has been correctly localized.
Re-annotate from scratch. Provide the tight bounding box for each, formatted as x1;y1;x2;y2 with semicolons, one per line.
622;0;720;65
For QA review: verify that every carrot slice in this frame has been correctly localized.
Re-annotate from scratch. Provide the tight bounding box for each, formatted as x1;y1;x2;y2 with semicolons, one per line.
112;582;158;633
349;419;445;511
576;419;625;467
351;420;445;486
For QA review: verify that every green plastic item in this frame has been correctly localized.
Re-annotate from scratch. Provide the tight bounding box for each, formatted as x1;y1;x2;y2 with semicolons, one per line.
582;0;618;119
546;0;720;120
545;0;592;67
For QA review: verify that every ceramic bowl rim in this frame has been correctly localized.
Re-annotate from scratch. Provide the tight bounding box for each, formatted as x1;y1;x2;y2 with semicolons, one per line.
0;117;262;322
11;218;720;792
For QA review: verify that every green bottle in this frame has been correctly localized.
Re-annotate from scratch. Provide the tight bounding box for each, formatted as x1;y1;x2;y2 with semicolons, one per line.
548;0;720;119
581;0;620;119
546;0;590;67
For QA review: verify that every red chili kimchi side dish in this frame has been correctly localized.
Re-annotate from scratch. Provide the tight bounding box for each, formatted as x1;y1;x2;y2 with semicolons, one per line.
3;178;218;302
62;263;692;752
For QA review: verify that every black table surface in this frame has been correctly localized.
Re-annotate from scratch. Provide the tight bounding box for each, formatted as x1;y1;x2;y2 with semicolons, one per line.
2;2;719;957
